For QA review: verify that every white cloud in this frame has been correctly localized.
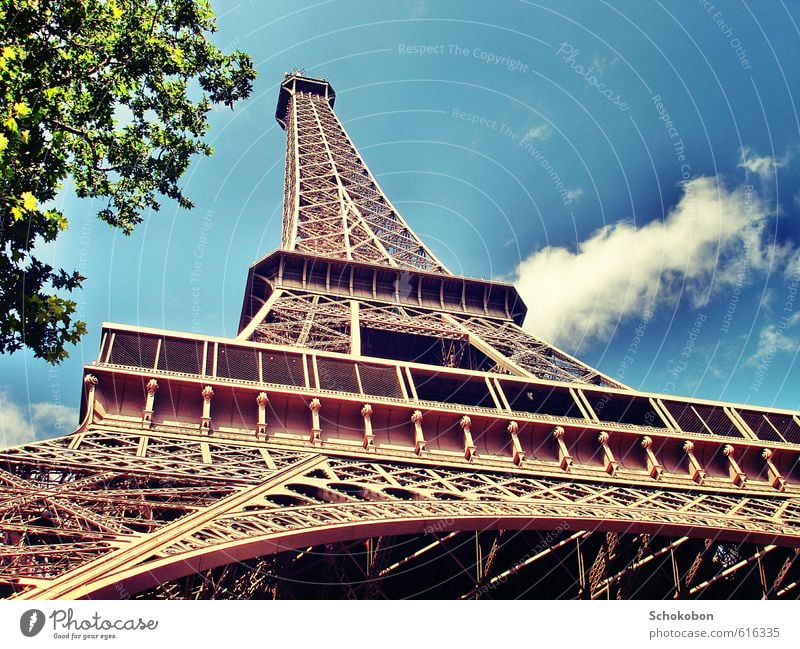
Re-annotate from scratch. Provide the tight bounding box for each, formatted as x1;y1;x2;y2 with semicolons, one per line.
759;288;777;312
746;313;800;367
591;54;617;76
0;391;78;449
32;402;79;437
521;123;552;142
739;147;789;183
514;176;778;346
786;249;800;280
0;392;35;449
564;188;584;205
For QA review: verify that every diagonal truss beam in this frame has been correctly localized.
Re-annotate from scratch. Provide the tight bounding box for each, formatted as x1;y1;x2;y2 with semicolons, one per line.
280;79;447;273
14;454;324;600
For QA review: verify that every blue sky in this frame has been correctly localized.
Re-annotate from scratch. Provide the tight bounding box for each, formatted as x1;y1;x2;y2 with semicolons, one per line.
3;0;800;445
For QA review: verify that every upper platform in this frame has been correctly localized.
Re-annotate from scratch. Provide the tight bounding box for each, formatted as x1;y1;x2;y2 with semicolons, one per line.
237;250;527;335
275;73;336;129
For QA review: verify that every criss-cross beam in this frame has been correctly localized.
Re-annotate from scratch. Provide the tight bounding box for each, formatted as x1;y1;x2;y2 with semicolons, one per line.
378;532;460;578
768;548;800;598
13;454;325;600
460;531;588;599
0;468;119;514
590;536;690;599
277;74;447;273
10;448;800;600
688;545;777;596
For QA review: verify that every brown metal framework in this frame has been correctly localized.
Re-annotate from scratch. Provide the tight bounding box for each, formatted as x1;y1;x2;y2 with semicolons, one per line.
2;72;799;600
277;75;445;271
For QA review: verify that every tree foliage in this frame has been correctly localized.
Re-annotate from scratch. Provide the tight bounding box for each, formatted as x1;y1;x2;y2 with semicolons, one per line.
0;0;255;362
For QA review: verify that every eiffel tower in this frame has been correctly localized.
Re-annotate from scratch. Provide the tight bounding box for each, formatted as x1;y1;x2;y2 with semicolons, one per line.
3;72;800;600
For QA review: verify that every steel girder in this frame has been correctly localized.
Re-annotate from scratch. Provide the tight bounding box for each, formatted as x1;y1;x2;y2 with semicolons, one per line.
2;427;799;599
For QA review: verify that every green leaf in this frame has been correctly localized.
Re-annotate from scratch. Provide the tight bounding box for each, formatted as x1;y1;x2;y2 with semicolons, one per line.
21;192;37;211
0;0;256;364
13;102;31;117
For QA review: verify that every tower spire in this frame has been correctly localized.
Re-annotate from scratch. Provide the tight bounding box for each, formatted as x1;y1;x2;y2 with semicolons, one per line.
276;73;447;272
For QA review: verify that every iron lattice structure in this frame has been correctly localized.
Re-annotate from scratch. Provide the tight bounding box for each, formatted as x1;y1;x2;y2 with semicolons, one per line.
2;73;800;600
